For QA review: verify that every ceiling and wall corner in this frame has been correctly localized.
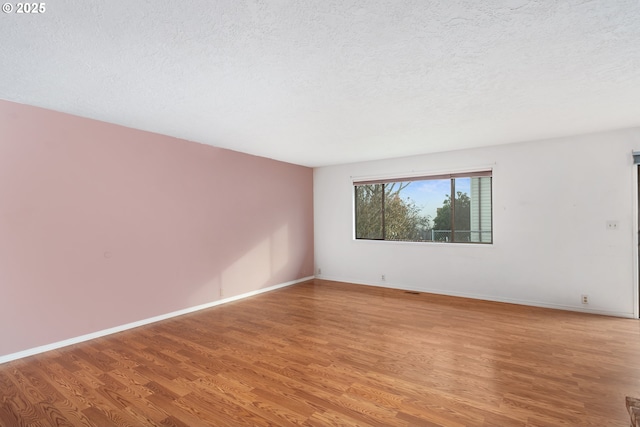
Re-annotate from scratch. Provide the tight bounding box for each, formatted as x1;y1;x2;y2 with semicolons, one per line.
1;0;639;167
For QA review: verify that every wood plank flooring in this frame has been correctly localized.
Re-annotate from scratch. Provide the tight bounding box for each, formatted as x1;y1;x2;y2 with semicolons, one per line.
2;279;640;426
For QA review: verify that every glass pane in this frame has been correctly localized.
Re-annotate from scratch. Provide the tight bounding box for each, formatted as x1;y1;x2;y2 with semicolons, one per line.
452;177;471;242
386;179;450;242
384;181;426;241
355;184;383;239
469;176;492;243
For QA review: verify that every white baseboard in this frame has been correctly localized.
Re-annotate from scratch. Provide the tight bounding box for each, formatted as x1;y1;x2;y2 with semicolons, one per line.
315;275;634;319
0;276;314;365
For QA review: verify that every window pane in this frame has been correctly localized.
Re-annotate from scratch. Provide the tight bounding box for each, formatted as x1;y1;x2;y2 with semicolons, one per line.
383;181;431;241
420;179;452;242
469;176;492;243
355;184;383;239
453;177;471;242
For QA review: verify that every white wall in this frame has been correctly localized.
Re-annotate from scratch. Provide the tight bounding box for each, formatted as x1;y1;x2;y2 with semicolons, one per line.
314;128;640;317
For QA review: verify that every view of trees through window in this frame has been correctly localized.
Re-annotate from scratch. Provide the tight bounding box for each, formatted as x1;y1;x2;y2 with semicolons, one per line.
354;173;492;243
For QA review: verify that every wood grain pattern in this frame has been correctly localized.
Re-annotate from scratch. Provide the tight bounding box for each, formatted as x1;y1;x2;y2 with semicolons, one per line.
1;279;640;426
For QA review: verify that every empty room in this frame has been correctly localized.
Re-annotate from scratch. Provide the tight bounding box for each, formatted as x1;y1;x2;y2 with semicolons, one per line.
2;1;640;426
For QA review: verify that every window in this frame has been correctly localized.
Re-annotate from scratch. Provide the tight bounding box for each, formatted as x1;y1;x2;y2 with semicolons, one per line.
354;171;492;244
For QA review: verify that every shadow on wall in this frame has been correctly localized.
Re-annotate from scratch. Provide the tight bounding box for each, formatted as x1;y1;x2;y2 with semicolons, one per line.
188;222;311;305
220;223;291;298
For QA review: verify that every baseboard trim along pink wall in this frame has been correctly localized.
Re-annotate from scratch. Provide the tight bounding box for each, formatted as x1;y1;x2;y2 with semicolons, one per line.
0;99;314;358
0;276;313;365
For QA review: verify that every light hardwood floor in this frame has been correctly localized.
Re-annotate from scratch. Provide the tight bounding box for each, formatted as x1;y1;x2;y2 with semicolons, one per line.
1;279;640;426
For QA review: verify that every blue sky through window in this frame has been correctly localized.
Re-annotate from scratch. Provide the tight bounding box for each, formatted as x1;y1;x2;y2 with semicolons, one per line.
399;178;471;221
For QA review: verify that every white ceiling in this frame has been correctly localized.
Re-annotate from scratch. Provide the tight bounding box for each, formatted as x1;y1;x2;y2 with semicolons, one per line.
1;0;639;167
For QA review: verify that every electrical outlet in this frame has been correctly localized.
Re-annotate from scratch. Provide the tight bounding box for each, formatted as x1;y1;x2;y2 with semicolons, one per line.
606;220;619;230
220;287;224;297
317;268;322;275
581;294;589;304
381;274;386;281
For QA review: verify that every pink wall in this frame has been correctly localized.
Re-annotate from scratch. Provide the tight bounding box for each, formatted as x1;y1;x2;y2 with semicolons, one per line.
0;100;314;357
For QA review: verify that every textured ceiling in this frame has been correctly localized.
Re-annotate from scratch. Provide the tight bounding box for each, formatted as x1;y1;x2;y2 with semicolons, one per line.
1;0;639;167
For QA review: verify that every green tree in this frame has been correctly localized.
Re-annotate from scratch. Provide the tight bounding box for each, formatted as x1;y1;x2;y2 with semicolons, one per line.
356;183;431;241
433;192;471;242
